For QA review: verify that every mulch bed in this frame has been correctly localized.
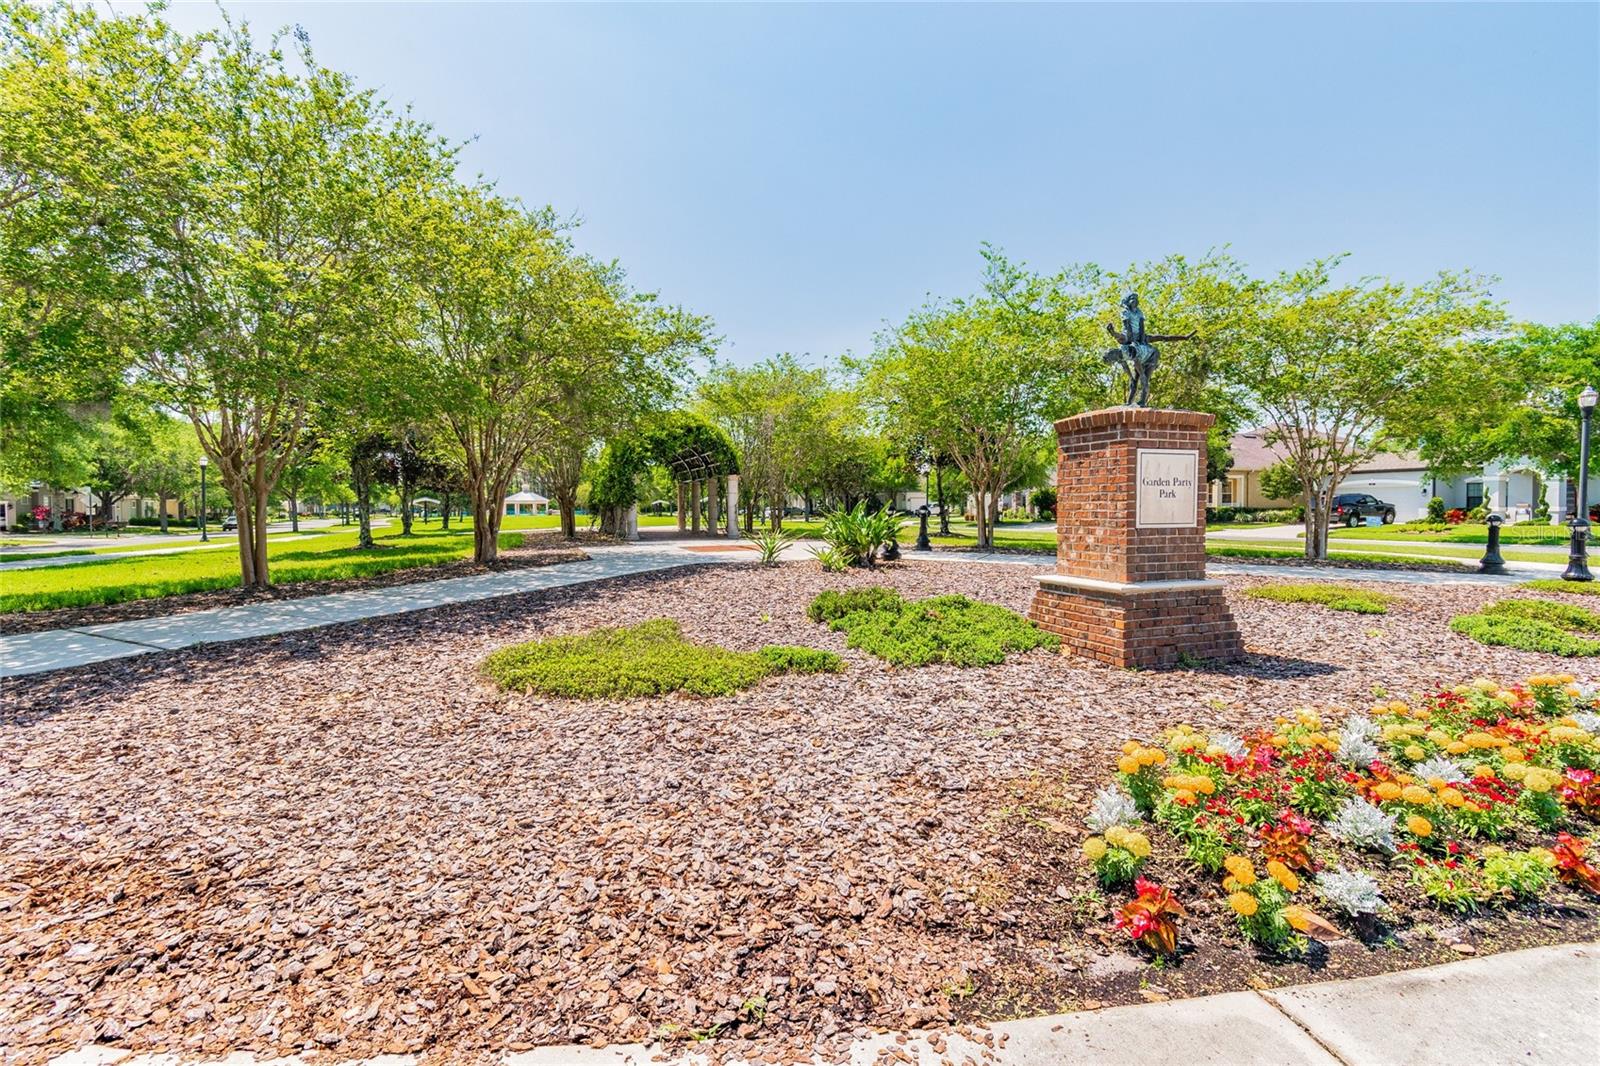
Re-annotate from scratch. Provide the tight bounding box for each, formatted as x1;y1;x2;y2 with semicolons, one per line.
0;537;590;636
1;561;1596;1064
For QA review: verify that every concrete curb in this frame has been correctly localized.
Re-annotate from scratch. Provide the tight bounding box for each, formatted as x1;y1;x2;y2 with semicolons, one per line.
46;942;1600;1066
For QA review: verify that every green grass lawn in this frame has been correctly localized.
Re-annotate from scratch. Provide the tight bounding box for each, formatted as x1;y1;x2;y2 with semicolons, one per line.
1217;537;1555;565
1327;523;1569;545
1202;542;1473;568
0;526;529;614
0;528;325;562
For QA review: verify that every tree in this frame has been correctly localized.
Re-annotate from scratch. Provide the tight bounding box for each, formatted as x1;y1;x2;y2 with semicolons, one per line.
861;251;1093;548
1258;459;1301;504
1417;319;1600;488
131;414;201;532
108;18;445;586
1232;258;1507;559
697;355;829;531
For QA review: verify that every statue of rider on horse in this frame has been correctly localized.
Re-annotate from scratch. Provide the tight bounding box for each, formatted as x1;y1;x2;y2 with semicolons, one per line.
1103;293;1197;407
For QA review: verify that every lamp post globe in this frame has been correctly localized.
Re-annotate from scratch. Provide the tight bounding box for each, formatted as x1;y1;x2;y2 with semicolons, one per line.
199;456;210;543
1562;386;1597;582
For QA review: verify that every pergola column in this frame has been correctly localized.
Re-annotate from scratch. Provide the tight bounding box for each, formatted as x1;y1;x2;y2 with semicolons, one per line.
725;475;740;537
708;476;721;536
690;479;701;534
676;481;686;532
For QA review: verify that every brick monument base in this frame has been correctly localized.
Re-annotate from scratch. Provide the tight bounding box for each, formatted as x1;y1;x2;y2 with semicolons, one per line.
1027;406;1244;669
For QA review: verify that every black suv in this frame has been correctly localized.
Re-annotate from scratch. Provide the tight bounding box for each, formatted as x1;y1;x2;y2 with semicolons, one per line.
1332;493;1396;526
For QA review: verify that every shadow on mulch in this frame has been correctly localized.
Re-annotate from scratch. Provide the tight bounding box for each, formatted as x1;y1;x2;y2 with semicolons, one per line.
1189;652;1342;680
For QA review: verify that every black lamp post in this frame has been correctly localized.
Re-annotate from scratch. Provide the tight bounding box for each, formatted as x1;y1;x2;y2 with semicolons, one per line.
1562;385;1597;582
915;463;932;551
199;455;210;542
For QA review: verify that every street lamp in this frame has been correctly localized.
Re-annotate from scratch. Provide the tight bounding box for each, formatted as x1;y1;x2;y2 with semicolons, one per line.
914;462;932;551
1562;385;1597;582
199;455;210;542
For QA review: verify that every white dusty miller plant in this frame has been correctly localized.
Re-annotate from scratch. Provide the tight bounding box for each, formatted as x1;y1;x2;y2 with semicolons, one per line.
1573;711;1600;736
1411;755;1468;784
1085;785;1141;833
1316;867;1384;917
1327;797;1398;854
1336;714;1380;768
1207;731;1247;759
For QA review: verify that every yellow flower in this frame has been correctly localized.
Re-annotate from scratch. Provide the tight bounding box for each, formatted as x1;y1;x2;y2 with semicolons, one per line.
1139;748;1167;767
1227;891;1259;917
1266;860;1300;892
1117;756;1141;776
1388;700;1410;714
1374;782;1403;802
1473;764;1496;780
1382;725;1408;741
1406;814;1433;838
1083;837;1108;861
1462;801;1483;813
1524;770;1556;794
1282;905;1312;932
1106;825;1129;847
1224;856;1256;885
1196;777;1217;796
1446;741;1470;755
1426;729;1450;744
1124;833;1152;859
1503;747;1526;762
1464;732;1501;749
1404;745;1426;762
1173;789;1197;806
1122;740;1141;756
1501;762;1529;781
1296;710;1323;728
1400;785;1433;805
1471;678;1498;693
1438;787;1466;808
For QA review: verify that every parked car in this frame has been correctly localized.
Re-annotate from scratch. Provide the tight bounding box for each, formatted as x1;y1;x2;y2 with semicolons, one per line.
1332;493;1396;526
221;513;238;532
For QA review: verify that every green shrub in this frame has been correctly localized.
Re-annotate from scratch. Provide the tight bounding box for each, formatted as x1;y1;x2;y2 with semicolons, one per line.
1427;496;1447;522
1482;849;1557;899
744;527;799;565
819;503;905;566
756;644;845;674
806;586;904;623
1521;579;1600;597
1246;582;1394;614
482;618;843;698
1483;597;1600;633
808;590;1057;666
1449;610;1600;657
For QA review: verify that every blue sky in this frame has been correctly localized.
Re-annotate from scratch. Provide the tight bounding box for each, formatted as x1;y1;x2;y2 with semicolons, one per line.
143;1;1599;363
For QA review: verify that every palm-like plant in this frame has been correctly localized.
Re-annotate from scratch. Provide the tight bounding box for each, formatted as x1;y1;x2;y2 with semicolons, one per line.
820;503;906;566
744;527;800;565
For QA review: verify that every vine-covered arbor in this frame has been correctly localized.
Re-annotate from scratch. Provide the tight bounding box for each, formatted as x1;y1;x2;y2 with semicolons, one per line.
590;414;740;538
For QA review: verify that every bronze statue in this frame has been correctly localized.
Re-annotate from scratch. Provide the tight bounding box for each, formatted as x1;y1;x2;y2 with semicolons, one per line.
1103;293;1196;407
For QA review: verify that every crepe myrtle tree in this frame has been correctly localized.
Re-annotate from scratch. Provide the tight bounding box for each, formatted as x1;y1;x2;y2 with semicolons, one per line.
1233;257;1507;560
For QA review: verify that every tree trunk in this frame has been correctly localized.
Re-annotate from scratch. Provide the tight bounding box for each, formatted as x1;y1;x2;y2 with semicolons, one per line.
470;478;507;564
289;485;300;533
974;486;993;549
440;490;452;530
158;492;169;534
936;466;950;535
399;478;414;536
354;469;374;550
557;488;578;539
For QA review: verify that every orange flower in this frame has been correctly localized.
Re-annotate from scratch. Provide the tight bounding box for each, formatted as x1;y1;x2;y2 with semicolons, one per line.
1406;814;1433;838
1282;905;1312;932
1227;891;1259;917
1266;860;1300;892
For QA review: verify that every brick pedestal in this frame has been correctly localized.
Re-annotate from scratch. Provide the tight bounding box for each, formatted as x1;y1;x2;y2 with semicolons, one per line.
1028;407;1244;669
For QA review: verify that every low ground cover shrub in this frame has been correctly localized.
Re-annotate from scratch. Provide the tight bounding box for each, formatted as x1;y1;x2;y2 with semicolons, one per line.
1087;676;1600;959
1246;582;1394;614
1523;579;1600;597
806;587;1057;666
1451;598;1600;656
482;618;842;698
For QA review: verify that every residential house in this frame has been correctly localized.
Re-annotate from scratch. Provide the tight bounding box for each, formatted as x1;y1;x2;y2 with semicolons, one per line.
1210;430;1598;524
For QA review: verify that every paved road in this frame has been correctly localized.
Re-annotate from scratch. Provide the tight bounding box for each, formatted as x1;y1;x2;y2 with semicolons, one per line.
46;942;1600;1066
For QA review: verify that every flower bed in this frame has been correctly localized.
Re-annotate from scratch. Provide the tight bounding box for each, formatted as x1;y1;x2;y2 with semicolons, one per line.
1082;675;1600;959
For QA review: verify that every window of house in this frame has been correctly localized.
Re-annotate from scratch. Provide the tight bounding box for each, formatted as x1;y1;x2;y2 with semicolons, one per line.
1218;475;1243;506
1466;482;1483;510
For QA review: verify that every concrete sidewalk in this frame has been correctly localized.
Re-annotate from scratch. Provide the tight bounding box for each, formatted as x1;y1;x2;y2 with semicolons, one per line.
0;544;722;678
47;943;1600;1066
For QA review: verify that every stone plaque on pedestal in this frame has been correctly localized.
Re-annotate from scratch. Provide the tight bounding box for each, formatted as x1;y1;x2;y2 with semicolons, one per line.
1028;406;1244;668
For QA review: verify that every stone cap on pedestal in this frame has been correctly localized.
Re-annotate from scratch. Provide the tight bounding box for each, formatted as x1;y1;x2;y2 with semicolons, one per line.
1053;406;1216;436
